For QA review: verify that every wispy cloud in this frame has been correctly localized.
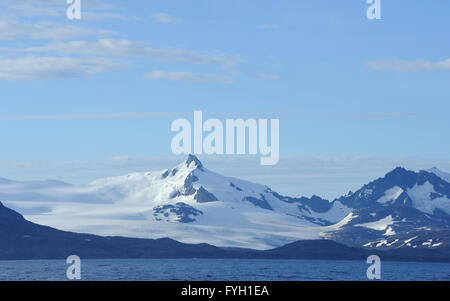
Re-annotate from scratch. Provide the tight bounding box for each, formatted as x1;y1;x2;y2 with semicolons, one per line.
146;71;235;83
0;57;121;80
12;39;242;68
367;59;450;71
151;12;182;24
0;20;112;40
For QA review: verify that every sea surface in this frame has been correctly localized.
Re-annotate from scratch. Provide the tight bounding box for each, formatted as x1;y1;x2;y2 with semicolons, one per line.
0;259;449;281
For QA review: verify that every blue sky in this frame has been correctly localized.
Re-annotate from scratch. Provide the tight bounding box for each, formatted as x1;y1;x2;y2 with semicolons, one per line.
0;0;449;198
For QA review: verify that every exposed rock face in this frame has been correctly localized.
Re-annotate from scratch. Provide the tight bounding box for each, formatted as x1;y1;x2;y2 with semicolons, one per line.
323;168;450;249
153;202;203;223
161;169;170;179
182;173;198;196
230;182;242;191
242;195;273;211
194;186;218;203
186;154;204;171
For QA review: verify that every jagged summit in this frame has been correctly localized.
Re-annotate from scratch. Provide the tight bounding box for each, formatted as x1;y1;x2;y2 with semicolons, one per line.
428;167;450;183
382;166;414;181
326;166;450;249
185;154;204;170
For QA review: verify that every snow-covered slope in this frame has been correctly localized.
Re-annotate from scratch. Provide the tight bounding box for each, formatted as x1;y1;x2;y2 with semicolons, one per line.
0;155;347;249
1;157;449;250
325;167;450;249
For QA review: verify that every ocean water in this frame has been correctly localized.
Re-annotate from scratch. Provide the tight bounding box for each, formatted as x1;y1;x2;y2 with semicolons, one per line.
0;259;449;281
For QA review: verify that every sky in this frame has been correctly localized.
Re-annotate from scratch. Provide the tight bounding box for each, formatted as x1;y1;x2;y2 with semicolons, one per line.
0;0;449;199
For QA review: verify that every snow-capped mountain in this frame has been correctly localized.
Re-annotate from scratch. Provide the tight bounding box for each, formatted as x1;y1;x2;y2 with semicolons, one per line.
0;155;349;249
1;156;449;251
324;167;450;250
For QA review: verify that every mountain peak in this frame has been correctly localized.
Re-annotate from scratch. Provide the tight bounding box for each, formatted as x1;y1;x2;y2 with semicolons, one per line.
185;154;204;170
427;167;450;183
389;166;409;174
382;166;416;180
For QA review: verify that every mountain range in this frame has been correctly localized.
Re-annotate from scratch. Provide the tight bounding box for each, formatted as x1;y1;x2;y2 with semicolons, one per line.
1;201;449;261
1;155;449;256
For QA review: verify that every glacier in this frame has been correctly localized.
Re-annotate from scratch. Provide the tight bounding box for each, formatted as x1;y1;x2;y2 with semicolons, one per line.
1;155;450;250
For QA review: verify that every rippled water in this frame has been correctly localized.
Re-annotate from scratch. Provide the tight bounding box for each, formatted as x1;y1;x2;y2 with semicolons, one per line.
0;259;449;281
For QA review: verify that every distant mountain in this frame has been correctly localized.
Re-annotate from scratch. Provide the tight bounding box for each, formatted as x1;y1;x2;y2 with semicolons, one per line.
0;155;351;249
1;155;449;252
324;167;450;250
428;167;450;183
1;202;448;262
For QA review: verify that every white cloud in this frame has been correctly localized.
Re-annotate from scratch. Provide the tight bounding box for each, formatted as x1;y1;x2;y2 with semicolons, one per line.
15;39;242;68
151;12;182;24
367;59;450;71
0;20;112;40
146;71;235;83
0;57;121;80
